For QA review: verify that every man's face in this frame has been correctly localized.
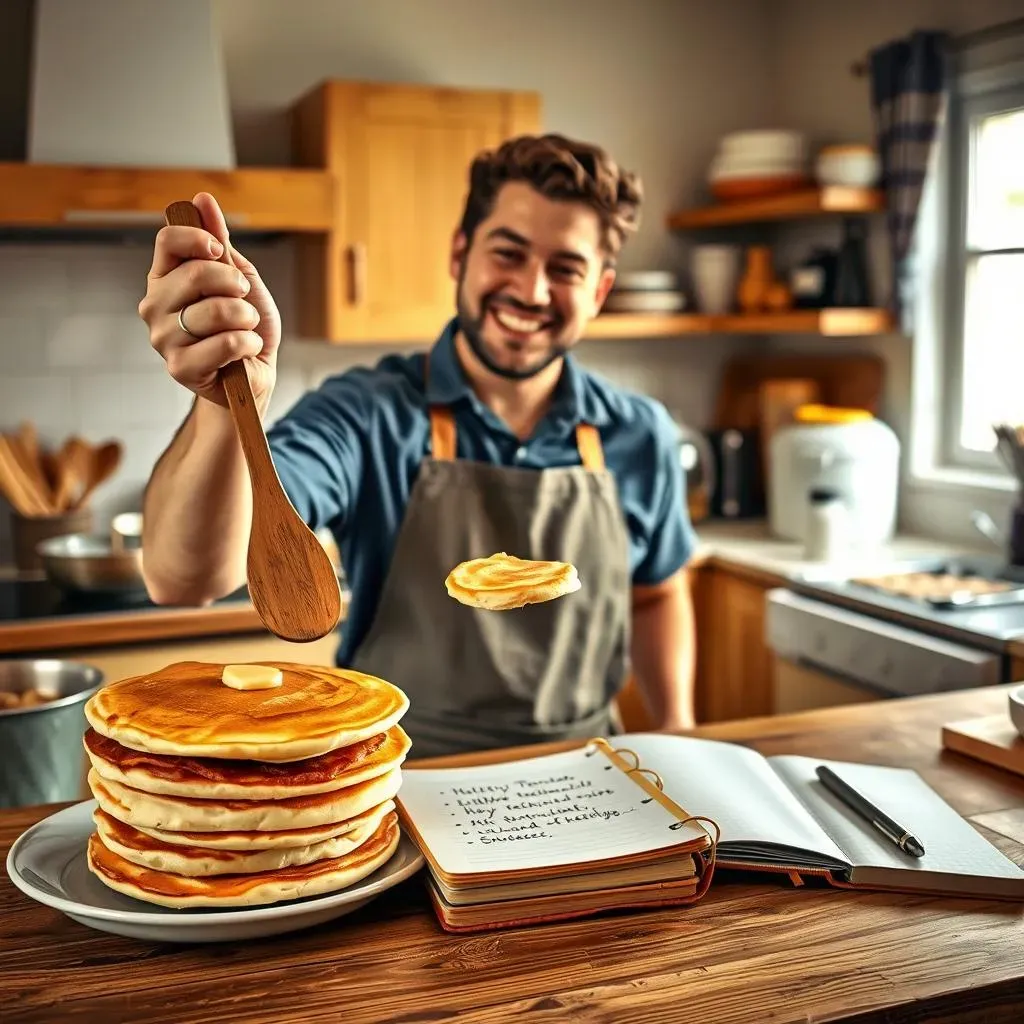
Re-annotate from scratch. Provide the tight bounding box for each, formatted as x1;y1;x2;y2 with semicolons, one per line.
451;181;616;380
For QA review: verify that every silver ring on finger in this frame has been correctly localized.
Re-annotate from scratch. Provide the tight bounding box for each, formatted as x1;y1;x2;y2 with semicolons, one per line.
177;306;201;340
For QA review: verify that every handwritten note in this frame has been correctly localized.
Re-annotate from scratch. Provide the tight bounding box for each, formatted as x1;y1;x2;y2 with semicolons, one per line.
397;745;704;875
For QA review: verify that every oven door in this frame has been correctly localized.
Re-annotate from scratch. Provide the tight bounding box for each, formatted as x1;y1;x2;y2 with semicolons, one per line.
765;588;1003;714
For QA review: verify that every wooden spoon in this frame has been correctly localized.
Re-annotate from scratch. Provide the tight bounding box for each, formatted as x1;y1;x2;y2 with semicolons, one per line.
70;440;123;510
163;200;342;644
1;431;53;514
0;435;51;516
14;422;54;510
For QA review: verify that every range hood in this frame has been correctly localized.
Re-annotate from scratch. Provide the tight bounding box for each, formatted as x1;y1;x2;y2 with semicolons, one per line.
0;1;332;236
26;0;235;169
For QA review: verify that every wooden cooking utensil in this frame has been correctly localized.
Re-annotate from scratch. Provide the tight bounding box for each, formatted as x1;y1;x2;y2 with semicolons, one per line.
70;440;124;510
13;422;53;509
163;200;342;643
55;436;90;511
0;431;53;514
0;435;51;516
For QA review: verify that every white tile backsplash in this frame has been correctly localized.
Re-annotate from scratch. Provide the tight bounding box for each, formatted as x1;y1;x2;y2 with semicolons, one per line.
0;373;75;434
72;369;195;428
0;239;739;563
65;246;150;313
0;313;52;373
0;250;70;313
46;312;156;369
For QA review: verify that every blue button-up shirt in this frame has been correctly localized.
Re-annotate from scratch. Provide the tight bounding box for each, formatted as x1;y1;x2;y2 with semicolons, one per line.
268;320;696;665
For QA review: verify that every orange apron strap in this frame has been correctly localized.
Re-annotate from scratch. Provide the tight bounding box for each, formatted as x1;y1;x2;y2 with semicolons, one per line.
430;406;457;461
575;423;606;472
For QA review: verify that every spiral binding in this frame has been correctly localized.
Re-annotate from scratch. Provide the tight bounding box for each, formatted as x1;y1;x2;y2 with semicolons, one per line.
584;737;722;857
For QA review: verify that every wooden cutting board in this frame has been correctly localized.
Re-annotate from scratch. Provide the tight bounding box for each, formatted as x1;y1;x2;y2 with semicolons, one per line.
715;353;885;429
758;377;821;476
941;715;1024;778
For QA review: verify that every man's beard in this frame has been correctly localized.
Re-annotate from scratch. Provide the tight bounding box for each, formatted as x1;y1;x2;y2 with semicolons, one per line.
455;267;570;381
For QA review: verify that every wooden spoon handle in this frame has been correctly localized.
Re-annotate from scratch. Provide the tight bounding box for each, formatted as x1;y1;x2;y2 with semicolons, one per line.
163;202;257;409
163;202;281;489
162;199;342;644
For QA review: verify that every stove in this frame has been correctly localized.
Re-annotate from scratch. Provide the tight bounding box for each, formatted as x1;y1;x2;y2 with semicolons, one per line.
788;554;1024;653
848;557;1024;610
0;577;250;624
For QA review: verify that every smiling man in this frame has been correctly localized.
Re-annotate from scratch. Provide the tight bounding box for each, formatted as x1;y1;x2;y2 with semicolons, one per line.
138;133;699;757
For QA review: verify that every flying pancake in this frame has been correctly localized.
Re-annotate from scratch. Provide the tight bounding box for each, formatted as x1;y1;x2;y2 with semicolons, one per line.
84;661;410;761
445;551;581;611
86;813;402;909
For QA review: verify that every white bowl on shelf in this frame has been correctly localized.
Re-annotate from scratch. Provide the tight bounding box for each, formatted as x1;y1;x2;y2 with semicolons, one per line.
603;289;687;313
815;145;881;188
718;129;808;164
613;270;679;292
709;156;806;181
1010;685;1024;739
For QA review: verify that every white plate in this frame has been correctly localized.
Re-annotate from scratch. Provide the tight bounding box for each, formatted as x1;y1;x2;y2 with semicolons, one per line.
603;290;687;313
5;800;425;943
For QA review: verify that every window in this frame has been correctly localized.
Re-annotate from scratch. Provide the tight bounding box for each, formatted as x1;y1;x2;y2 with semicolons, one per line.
944;65;1024;470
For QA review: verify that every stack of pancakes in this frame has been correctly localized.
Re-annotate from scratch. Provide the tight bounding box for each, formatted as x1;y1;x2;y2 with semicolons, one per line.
81;660;411;909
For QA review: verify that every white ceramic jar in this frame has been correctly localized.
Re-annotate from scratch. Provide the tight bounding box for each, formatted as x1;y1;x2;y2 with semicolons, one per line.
690;244;741;314
814;145;881;188
803;487;853;562
769;407;900;548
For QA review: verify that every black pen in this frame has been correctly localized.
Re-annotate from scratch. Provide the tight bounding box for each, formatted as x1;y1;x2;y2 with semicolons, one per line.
815;765;926;858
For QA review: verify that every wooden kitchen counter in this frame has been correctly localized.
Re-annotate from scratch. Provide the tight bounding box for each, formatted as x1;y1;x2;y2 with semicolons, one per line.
2;687;1023;1023
0;596;266;655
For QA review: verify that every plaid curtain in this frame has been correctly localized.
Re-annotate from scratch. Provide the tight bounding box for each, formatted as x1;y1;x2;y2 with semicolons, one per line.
869;30;950;332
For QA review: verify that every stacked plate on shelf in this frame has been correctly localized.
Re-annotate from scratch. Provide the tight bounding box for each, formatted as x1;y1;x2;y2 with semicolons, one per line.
602;271;687;314
708;130;811;201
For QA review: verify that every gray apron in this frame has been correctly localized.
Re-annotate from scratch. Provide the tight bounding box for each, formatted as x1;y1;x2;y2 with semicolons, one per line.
349;397;632;758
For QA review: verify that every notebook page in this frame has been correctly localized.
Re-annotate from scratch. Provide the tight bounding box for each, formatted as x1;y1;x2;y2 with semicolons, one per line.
620;734;849;866
769;755;1024;889
397;745;707;876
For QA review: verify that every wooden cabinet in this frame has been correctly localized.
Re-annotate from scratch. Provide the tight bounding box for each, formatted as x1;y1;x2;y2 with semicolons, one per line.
290;80;540;343
616;562;780;730
0;163;333;231
692;561;783;723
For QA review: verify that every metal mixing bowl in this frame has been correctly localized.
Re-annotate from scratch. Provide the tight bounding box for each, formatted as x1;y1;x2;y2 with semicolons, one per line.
36;532;145;594
0;659;104;809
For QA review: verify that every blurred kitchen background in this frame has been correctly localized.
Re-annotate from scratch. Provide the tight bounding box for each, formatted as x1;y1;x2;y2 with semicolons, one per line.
5;0;1024;770
0;0;1019;557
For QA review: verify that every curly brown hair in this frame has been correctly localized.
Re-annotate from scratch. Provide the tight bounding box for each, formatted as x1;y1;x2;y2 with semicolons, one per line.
457;133;643;265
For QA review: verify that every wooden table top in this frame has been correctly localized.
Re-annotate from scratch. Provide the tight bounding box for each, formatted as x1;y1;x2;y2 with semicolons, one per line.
2;686;1023;1024
0;597;265;655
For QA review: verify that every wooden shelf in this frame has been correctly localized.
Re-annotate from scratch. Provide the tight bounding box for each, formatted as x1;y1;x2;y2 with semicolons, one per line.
585;313;710;338
586;308;895;338
0;162;335;232
666;187;885;229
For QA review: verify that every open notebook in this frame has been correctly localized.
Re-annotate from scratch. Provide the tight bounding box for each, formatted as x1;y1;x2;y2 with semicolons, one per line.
569;733;1024;899
395;738;719;931
398;732;1024;931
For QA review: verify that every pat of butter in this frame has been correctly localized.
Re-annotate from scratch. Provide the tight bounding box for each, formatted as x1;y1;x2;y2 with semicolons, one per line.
221;664;284;691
